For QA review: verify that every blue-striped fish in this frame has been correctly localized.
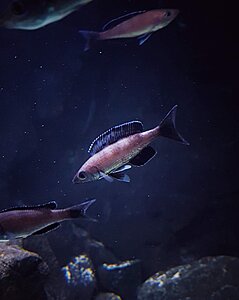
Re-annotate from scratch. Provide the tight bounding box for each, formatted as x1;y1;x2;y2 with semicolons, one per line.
79;9;179;50
72;105;189;184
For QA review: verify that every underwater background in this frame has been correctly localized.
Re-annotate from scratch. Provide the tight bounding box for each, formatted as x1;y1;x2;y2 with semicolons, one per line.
0;0;238;299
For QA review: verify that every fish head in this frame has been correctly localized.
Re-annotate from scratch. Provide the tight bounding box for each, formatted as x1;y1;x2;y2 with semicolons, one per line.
152;9;179;29
72;169;98;184
0;0;52;30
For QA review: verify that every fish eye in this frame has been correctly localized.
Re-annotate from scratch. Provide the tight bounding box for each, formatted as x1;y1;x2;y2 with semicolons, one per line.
78;172;87;180
11;1;25;15
165;11;171;17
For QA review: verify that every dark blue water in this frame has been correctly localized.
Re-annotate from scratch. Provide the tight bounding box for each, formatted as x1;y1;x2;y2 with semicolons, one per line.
0;0;237;289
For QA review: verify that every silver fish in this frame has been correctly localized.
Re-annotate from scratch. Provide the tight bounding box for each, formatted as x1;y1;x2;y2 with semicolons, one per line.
0;0;93;30
79;9;179;50
0;199;96;241
72;105;189;184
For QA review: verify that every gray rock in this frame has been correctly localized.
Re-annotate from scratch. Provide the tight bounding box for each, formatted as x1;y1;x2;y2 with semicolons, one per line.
85;238;119;267
0;243;49;300
95;292;122;300
62;254;96;300
98;259;142;300
137;256;239;300
23;235;67;300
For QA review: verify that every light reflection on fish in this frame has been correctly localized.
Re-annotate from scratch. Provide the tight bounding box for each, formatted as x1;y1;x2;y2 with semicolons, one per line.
0;199;96;241
79;9;179;51
73;105;189;184
0;0;93;30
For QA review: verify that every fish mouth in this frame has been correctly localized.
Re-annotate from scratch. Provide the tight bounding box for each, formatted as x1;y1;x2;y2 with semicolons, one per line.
171;9;180;18
72;175;80;184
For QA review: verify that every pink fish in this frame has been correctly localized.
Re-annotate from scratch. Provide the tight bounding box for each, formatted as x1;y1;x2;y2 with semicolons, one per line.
0;199;96;241
79;9;179;50
73;105;189;184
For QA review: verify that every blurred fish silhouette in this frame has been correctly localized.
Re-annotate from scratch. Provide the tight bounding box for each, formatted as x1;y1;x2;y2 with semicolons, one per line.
0;0;93;30
0;199;96;241
79;9;179;51
73;105;189;184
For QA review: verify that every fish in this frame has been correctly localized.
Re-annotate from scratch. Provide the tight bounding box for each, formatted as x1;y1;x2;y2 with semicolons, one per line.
79;9;179;51
72;105;189;184
0;0;93;30
0;199;96;241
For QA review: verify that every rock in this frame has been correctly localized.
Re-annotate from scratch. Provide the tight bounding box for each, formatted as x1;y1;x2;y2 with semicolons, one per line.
137;256;239;300
85;238;120;267
62;254;96;300
0;243;49;300
98;259;142;300
23;235;68;300
95;292;122;300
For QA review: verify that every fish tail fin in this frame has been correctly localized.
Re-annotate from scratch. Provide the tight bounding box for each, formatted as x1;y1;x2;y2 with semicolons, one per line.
79;30;100;51
158;105;189;145
66;199;97;221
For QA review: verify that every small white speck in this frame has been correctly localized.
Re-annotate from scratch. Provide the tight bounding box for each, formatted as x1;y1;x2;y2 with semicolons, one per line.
39;65;43;69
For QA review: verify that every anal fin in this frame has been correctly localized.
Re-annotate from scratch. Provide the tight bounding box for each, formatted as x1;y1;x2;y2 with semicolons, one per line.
138;33;152;45
130;146;157;166
110;172;130;183
32;223;60;236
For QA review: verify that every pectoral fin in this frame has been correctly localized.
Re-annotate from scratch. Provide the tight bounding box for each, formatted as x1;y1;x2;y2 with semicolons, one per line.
130;146;157;166
112;164;132;173
32;223;60;235
99;171;114;182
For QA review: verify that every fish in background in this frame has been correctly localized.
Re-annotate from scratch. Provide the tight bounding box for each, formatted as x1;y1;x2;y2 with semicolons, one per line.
73;105;189;184
0;0;93;30
79;9;179;51
0;199;96;241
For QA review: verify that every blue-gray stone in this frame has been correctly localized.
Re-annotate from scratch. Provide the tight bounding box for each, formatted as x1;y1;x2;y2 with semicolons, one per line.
137;256;239;300
95;292;122;300
62;254;96;300
98;259;142;300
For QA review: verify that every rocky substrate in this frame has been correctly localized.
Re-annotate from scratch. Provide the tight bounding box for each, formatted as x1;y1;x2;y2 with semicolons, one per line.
137;256;239;300
0;243;49;300
1;237;239;300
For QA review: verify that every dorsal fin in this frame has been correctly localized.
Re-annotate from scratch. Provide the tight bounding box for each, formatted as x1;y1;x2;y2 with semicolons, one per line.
0;201;57;213
88;121;143;156
102;10;146;31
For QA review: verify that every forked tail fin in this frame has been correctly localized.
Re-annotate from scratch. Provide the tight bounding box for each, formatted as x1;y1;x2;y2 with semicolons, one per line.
79;30;100;51
158;105;189;145
66;199;97;221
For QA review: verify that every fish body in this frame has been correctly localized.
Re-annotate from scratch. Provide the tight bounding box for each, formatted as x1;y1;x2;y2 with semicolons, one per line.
73;105;189;184
79;9;179;50
0;0;93;30
100;9;179;40
0;199;95;241
81;128;157;178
